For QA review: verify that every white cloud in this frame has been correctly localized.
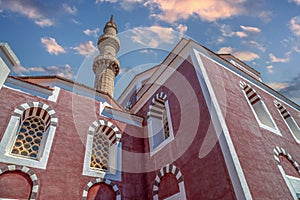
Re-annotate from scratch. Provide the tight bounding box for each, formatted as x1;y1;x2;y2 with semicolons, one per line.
73;41;97;56
243;40;266;52
267;82;289;90
12;65;29;75
217;47;234;54
35;19;54;27
236;31;248;38
233;51;259;61
129;25;181;48
289;16;300;36
258;11;272;23
96;0;118;3
240;25;261;33
269;53;289;63
219;24;248;38
0;0;54;27
217;46;259;61
28;64;74;79
41;37;66;55
84;28;100;37
120;0;143;10
176;24;188;33
62;4;77;15
266;65;274;74
289;0;300;5
144;0;246;23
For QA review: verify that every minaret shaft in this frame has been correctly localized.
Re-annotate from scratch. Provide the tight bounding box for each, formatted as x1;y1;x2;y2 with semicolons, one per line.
93;16;120;97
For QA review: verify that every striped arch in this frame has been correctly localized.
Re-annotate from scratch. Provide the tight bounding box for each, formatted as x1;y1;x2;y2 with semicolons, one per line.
240;81;261;105
88;119;121;144
274;101;291;119
82;178;121;200
12;102;58;129
153;164;186;200
0;165;39;200
147;92;168;119
273;146;300;174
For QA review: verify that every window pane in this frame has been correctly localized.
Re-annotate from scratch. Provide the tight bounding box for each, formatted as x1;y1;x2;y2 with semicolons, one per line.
11;116;45;159
90;133;109;170
286;118;300;140
253;101;275;129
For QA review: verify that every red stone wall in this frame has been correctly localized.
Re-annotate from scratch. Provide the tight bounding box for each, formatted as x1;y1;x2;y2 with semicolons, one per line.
0;87;147;199
200;54;300;199
136;58;236;199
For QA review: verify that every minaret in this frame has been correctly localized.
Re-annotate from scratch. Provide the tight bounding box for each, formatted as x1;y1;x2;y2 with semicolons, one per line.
93;16;120;97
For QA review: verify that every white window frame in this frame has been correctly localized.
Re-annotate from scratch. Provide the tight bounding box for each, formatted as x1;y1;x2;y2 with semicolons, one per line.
147;93;174;156
82;120;122;181
0;102;58;169
240;81;281;135
274;100;300;143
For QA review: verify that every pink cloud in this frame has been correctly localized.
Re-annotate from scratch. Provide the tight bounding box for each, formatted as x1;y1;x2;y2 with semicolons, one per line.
41;37;66;55
145;0;246;23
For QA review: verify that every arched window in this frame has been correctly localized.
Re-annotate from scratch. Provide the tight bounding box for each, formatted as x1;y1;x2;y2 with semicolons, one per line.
83;120;122;180
147;92;174;155
274;101;300;142
153;164;186;200
240;81;280;134
0;102;58;169
274;146;300;199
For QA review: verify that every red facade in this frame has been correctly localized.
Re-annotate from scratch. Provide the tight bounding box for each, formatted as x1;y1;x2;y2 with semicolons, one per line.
0;39;300;199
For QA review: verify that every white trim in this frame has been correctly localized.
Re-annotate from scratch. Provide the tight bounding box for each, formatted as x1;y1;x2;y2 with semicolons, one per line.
192;49;252;200
278;165;298;199
47;86;60;102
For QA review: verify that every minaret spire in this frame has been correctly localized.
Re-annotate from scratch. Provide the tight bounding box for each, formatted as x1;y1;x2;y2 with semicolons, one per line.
93;16;120;97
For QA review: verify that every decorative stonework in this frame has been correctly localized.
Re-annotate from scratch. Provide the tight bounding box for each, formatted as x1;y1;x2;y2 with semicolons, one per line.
240;81;261;105
12;102;58;128
274;100;291;119
0;165;39;200
147;92;168;119
273;146;300;175
88;119;121;144
152;164;184;199
82;178;121;200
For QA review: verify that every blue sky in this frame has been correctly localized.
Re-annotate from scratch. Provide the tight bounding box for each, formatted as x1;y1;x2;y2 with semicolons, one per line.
1;0;300;103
